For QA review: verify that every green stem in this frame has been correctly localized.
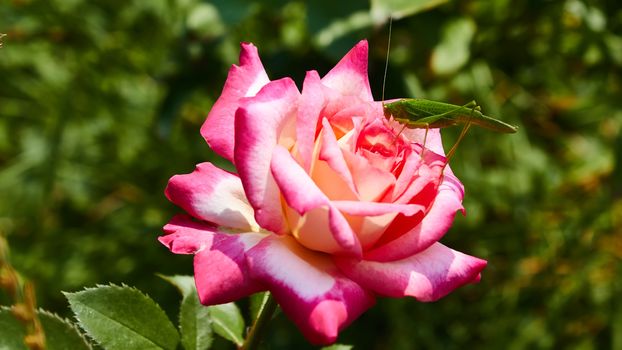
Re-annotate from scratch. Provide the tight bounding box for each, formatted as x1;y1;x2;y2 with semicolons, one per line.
241;292;278;350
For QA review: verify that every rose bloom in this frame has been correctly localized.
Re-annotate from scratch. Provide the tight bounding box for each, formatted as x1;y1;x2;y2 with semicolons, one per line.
159;40;487;345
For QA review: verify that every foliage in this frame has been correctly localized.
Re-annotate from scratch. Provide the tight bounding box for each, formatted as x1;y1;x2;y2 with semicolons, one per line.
1;0;621;349
161;274;245;348
0;307;91;350
2;282;245;350
65;284;180;350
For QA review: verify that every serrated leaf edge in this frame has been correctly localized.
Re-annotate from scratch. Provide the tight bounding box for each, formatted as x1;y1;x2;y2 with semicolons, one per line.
63;283;179;350
37;308;93;349
0;306;94;350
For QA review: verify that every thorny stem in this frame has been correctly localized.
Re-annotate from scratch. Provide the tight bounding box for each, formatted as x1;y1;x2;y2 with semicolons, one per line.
241;292;278;350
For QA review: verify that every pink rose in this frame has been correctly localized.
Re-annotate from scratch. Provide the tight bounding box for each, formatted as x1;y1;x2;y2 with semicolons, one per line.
159;40;486;345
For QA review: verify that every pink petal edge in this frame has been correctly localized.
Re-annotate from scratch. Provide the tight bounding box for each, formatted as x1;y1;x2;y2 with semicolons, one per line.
159;215;267;304
165;162;258;231
201;43;270;162
245;235;375;345
234;78;300;234
363;186;465;262
321;40;373;101
297;70;325;172
335;242;487;302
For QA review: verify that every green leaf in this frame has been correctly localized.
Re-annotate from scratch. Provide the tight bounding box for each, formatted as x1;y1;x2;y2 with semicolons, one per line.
0;307;92;350
179;291;213;350
64;284;179;350
160;274;244;347
39;310;92;350
370;0;449;23
249;292;268;321
209;302;244;347
158;274;196;297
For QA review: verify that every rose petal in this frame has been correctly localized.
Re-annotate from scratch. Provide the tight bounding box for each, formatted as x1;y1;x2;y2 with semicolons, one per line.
439;166;465;200
159;215;267;304
321;40;373;101
342;146;395;202
165;162;259;231
321;95;377;137
400;128;464;195
245;235;375;345
297;70;325;171
363;185;464;262
392;149;445;205
311;160;358;202
271;145;362;256
201;43;270;162
234;78;300;234
332;200;424;217
335;242;487;301
159;214;216;254
330;200;424;250
390;144;443;203
402;128;445;156
316;118;357;197
271;146;327;212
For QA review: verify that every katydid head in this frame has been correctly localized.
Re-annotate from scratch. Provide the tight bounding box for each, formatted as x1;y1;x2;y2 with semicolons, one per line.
383;100;402;121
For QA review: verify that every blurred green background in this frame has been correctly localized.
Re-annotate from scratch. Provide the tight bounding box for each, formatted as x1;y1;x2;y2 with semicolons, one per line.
1;0;621;349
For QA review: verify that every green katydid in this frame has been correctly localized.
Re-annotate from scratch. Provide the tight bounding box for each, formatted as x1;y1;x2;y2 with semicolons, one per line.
382;99;517;161
380;19;517;162
383;99;517;134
